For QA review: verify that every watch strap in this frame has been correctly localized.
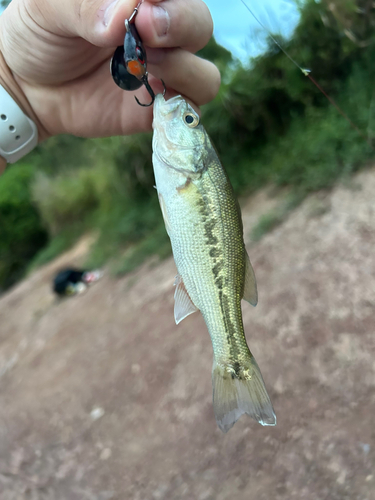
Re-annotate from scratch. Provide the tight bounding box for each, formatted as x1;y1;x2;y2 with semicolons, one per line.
0;84;38;163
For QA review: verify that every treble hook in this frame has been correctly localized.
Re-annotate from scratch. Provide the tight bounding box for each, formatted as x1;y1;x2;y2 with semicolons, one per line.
111;3;166;107
135;78;167;107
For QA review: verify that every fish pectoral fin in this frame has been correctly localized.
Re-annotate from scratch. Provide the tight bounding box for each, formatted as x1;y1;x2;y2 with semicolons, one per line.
173;274;199;325
243;251;258;306
158;192;171;236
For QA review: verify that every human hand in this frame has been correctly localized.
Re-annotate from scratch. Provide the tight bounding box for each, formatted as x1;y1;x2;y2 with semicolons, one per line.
0;0;220;143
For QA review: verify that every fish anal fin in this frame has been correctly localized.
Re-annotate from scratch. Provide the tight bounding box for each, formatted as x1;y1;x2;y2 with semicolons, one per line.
243;251;258;306
212;357;276;433
174;274;199;325
158;192;171;236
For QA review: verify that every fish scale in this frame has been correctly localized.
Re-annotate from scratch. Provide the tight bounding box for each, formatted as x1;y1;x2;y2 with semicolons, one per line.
152;94;276;432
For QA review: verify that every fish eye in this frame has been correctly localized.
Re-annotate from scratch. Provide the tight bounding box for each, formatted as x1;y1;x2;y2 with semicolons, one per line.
183;112;199;128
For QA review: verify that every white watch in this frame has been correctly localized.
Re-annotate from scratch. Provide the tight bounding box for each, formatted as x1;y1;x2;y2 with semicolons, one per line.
0;84;38;164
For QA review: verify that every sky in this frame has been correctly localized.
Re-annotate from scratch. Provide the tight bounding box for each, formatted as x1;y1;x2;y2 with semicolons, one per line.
0;0;301;63
204;0;301;63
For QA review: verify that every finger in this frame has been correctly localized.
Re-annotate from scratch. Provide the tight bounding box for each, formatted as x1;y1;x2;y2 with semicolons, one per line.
147;48;221;106
2;0;214;88
9;0;138;45
93;0;213;53
20;60;154;137
0;0;133;83
19;49;212;139
135;0;213;53
18;0;212;53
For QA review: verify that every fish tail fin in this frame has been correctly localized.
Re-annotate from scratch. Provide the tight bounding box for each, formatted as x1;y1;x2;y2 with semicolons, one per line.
212;356;276;433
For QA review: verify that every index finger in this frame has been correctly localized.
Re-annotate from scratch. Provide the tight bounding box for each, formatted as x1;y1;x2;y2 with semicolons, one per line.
135;0;213;53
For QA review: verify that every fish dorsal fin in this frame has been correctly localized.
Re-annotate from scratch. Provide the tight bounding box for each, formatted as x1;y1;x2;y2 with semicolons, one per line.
158;192;171;236
243;251;258;306
174;274;199;325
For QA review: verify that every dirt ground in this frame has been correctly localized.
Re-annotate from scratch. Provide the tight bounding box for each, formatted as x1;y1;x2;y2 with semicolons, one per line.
0;168;374;500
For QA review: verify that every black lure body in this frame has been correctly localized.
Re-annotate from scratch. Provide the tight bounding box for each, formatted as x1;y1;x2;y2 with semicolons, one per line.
110;5;164;107
111;46;143;91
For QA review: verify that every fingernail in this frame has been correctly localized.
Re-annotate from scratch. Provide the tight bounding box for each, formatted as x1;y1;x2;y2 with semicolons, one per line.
152;5;170;37
103;0;119;27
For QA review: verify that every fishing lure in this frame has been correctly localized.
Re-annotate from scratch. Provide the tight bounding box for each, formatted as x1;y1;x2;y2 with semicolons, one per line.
111;3;164;106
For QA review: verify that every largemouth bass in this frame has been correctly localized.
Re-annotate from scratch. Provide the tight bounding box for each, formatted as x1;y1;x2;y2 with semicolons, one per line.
152;94;276;432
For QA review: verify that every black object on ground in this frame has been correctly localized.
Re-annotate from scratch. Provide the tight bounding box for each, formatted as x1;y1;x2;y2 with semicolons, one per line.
53;268;86;296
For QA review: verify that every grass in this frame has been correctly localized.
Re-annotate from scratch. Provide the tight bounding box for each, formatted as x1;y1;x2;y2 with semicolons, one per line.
27;225;85;272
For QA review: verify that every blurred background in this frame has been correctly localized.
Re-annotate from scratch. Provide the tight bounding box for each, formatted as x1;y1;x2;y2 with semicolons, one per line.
0;0;375;499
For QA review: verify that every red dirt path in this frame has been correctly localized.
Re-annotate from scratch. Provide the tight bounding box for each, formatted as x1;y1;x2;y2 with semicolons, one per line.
0;170;374;499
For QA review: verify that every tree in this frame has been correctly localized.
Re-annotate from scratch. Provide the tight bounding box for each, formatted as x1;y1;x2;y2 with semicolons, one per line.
321;0;375;46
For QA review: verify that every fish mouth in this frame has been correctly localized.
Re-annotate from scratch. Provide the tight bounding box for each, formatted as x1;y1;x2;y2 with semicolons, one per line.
152;94;185;153
154;93;184;111
153;94;188;125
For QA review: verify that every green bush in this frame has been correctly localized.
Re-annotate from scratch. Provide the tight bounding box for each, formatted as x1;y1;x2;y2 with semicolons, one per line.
0;165;48;290
31;163;121;235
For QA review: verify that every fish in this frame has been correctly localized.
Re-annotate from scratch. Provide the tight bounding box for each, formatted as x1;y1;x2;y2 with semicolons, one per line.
152;94;276;433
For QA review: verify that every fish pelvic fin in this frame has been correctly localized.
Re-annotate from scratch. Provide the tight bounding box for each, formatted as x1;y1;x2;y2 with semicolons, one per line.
174;274;199;325
212;357;276;433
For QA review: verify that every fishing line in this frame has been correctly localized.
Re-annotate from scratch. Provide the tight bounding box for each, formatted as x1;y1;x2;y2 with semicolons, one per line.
240;0;374;150
240;0;308;75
